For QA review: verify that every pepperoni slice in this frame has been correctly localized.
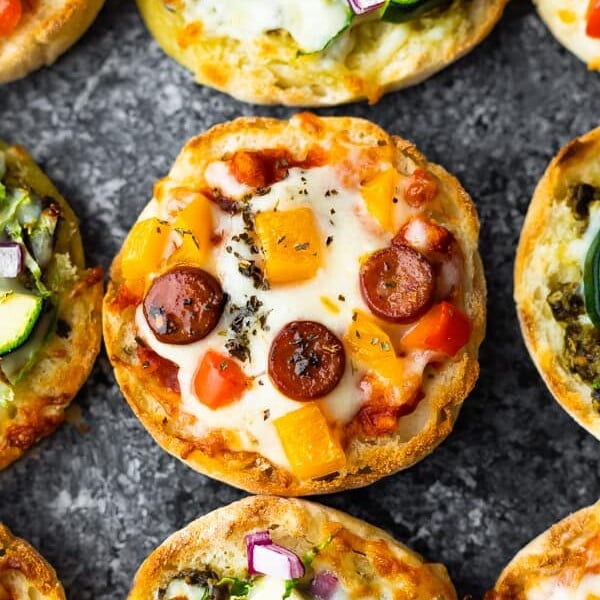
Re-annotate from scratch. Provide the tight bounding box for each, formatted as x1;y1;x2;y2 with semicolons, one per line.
360;245;434;323
143;267;226;344
268;321;345;401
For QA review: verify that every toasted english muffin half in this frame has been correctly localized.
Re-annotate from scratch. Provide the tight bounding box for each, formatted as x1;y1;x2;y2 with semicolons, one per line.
104;113;486;495
535;0;600;69
485;501;600;599
0;141;103;469
0;0;105;84
515;127;600;439
0;523;65;600
136;0;507;106
128;495;458;600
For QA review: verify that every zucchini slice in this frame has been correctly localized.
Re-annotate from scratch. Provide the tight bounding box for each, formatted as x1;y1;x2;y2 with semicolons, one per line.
0;291;43;355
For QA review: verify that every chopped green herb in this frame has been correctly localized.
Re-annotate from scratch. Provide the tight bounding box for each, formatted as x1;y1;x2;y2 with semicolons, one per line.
216;577;252;597
282;579;299;599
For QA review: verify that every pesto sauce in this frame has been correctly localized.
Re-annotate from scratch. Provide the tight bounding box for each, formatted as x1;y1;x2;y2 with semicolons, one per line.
545;182;600;408
547;276;600;407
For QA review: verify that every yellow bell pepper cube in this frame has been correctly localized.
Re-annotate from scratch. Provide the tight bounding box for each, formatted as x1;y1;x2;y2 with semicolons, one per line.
360;168;399;232
255;207;322;284
274;403;346;480
120;218;171;295
168;193;213;267
344;310;398;381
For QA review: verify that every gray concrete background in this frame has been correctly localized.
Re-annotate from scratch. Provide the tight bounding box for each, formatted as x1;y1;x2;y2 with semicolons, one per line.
1;1;599;598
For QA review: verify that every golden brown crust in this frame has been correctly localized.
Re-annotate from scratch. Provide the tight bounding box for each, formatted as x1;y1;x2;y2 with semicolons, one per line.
103;114;486;495
136;0;508;106
514;127;600;440
485;502;600;599
0;524;65;600
0;142;103;470
128;496;457;600
0;0;105;84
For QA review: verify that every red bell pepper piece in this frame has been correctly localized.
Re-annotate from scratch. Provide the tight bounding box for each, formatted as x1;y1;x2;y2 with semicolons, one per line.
0;0;21;36
587;0;600;38
194;350;247;409
401;301;472;357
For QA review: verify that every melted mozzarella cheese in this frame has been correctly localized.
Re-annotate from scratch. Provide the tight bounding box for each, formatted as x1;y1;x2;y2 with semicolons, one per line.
248;576;305;599
204;161;251;198
136;165;390;468
182;0;350;53
163;579;208;600
526;572;600;600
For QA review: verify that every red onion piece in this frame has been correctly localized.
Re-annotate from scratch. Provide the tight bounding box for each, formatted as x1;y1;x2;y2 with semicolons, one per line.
246;530;272;575
0;243;23;278
310;571;339;599
346;0;385;14
249;543;305;580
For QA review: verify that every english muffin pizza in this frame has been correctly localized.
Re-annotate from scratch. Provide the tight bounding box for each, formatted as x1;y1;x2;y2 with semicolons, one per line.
137;0;508;106
535;0;600;68
0;141;103;469
128;495;458;600
515;127;600;439
0;0;105;84
486;501;600;599
104;113;486;495
0;523;65;600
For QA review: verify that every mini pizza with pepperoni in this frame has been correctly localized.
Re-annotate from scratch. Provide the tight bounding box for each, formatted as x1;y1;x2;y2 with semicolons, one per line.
535;0;600;68
128;495;457;600
104;114;486;495
486;501;600;599
0;0;105;84
0;523;65;600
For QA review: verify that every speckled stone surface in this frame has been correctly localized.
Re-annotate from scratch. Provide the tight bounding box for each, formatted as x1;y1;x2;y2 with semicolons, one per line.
1;2;599;598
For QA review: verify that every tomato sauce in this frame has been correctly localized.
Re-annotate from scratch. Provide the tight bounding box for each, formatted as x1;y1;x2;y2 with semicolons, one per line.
228;147;327;189
137;346;180;393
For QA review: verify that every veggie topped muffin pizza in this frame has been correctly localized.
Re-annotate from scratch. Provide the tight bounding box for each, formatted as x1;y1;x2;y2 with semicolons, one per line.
128;495;458;600
0;0;105;84
137;0;508;105
486;501;600;599
515;127;600;439
535;0;600;68
0;523;65;600
104;113;486;495
0;142;103;469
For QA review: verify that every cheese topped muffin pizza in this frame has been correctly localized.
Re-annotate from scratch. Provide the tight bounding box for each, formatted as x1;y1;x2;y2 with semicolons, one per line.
535;0;600;68
0;141;103;469
486;501;600;599
128;495;458;600
137;0;508;105
515;127;600;439
0;523;65;600
104;113;486;495
0;0;105;84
